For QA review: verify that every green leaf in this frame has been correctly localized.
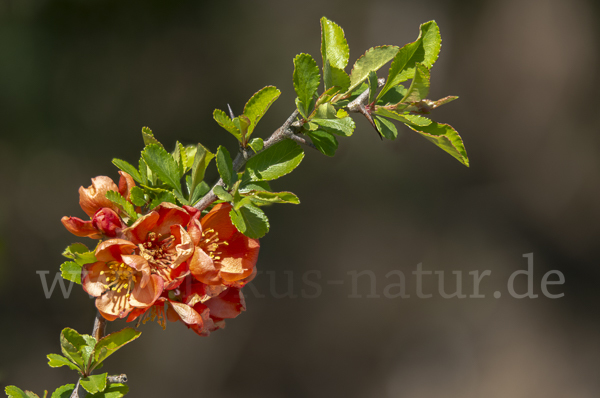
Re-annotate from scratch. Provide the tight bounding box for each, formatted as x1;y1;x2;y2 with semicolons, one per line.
293;54;320;115
248;191;300;205
374;108;431;126
111;159;143;184
321;17;349;70
60;261;82;285
233;115;251;143
149;190;178;209
314;85;342;109
138;157;148;185
172;141;186;177
106;191;137;220
81;335;97;369
86;384;128;398
245;139;305;181
239;180;271;193
173;189;189;206
401;63;430;103
190;143;215;199
141;126;162;148
389;20;441;86
141;144;182;194
248;137;264;153
374;116;398;140
60;328;87;369
47;354;81;372
92;328;141;368
307;130;338;157
216;146;236;189
61;243;88;259
402;96;459;114
50;385;75;398
4;387;39;398
313;103;337;119
213;109;242;141
311;117;355;136
407;122;469;166
323;61;350;92
377;84;408;105
243;86;281;138
229;204;270;239
367;71;378;104
129;186;147;207
213;185;233;202
377;41;421;100
80;374;107;394
190;181;210;205
346;45;399;94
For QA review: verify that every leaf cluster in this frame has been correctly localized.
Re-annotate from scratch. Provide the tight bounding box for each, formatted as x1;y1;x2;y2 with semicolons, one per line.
6;328;138;398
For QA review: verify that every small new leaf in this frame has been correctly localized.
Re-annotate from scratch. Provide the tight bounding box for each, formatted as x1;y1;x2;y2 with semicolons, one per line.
347;45;399;94
248;137;264;153
60;261;82;285
190;143;215;199
293;54;320;116
129;186;147;207
214;185;233;202
311;117;355;137
105;191;137;220
321;17;349;70
374;116;398;140
213;109;242;141
243;86;281;138
47;354;82;373
141;126;162;148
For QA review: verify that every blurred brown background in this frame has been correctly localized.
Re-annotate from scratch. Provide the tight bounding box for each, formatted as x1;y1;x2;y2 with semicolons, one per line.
1;0;599;396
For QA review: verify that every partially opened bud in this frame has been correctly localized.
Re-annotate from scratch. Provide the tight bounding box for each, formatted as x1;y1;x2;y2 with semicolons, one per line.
79;176;119;217
92;208;124;238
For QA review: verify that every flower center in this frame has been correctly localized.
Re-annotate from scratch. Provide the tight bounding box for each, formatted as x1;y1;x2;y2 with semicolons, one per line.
199;228;229;260
100;261;137;298
139;232;176;269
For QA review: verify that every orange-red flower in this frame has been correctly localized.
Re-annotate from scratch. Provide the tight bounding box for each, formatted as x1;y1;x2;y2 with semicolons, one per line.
61;172;134;239
82;239;164;321
123;203;195;290
189;203;260;285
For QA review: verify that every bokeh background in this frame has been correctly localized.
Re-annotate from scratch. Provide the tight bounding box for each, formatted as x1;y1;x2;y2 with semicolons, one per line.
1;0;599;396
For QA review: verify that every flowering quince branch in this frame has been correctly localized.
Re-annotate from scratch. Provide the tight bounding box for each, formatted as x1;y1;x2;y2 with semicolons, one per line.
6;17;469;398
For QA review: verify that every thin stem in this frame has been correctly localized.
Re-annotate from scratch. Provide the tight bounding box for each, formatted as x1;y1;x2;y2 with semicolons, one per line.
92;311;106;341
194;109;307;212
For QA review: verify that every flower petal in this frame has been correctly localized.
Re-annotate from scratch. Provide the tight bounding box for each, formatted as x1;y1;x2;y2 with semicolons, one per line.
123;211;160;245
61;216;101;239
96;289;132;319
95;239;137;263
82;261;108;297
170;225;195;269
201;203;237;241
79;176;119;217
205;288;246;319
118;171;136;201
169;301;203;326
189;248;220;285
121;254;151;287
130;274;164;308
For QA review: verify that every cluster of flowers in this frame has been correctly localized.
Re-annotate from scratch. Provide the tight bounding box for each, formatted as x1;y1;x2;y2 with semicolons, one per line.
61;172;259;336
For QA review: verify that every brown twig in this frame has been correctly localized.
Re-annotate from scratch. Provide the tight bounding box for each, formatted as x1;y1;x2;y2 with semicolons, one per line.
194;109;313;212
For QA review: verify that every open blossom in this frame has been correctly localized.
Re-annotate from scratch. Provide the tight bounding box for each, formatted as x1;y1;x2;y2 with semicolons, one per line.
127;274;251;336
123;203;195;290
83;239;164;321
61;172;134;239
189;203;260;285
